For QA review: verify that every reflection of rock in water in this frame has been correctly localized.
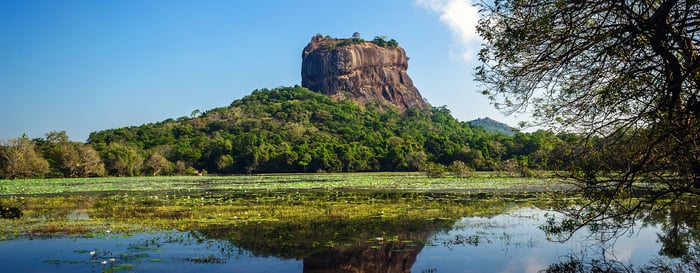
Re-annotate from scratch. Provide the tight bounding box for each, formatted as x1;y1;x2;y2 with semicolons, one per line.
304;239;423;273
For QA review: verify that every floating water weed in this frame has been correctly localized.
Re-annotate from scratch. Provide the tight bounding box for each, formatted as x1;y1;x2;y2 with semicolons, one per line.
183;255;226;264
0;173;563;195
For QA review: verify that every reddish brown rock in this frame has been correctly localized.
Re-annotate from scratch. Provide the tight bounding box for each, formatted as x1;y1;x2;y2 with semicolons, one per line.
301;35;429;111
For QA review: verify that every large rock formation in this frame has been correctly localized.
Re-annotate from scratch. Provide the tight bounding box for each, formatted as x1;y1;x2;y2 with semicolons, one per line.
301;35;428;111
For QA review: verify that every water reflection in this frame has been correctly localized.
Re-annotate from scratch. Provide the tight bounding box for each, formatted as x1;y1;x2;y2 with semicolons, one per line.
0;231;303;273
539;195;700;273
0;191;697;272
414;208;665;273
304;238;423;273
0;202;22;219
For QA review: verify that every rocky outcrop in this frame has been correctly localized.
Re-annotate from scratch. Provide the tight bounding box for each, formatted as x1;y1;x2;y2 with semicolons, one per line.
301;35;428;111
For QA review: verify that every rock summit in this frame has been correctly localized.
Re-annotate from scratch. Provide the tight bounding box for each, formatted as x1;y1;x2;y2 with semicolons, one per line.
301;35;428;111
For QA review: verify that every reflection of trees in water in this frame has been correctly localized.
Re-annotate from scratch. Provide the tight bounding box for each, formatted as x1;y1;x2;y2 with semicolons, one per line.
644;197;700;273
14;190;700;272
0;204;22;219
8;190;512;272
650;199;699;258
545;255;634;273
543;196;700;272
163;191;474;273
545;249;700;273
0;198;24;219
195;218;444;273
303;235;426;273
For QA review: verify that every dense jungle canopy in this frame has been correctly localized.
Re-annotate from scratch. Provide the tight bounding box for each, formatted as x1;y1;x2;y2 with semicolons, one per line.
0;86;567;178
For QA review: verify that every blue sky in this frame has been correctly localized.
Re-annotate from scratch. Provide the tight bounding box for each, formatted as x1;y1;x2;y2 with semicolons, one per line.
1;0;523;142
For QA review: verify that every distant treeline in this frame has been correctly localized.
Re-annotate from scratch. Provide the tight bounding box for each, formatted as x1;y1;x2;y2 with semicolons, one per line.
0;86;575;179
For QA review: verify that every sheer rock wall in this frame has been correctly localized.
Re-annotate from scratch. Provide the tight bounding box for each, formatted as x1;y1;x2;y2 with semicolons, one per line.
301;35;428;111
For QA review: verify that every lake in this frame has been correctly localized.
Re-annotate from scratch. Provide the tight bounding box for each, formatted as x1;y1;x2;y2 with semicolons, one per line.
0;189;696;272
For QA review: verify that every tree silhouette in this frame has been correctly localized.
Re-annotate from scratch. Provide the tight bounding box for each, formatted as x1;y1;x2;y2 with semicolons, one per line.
477;0;700;230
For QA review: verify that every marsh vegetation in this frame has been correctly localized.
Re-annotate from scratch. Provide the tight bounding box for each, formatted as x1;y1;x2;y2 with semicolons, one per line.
0;174;698;272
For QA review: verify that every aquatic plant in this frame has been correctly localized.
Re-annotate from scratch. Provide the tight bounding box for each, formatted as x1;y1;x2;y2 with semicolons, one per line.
0;172;564;195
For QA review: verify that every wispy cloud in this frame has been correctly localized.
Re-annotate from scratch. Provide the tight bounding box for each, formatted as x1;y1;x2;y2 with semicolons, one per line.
416;0;481;61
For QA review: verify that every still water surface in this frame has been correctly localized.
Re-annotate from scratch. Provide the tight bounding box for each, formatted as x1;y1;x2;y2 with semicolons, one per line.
0;191;693;272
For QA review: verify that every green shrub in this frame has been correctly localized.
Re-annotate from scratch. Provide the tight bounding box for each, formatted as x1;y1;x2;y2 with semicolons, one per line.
450;160;473;178
371;36;399;47
372;36;388;47
424;162;447;178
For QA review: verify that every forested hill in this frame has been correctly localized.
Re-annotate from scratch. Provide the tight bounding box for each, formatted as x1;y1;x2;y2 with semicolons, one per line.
85;86;560;176
469;117;517;136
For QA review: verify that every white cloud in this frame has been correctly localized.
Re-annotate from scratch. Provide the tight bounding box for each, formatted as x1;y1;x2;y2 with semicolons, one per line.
416;0;481;61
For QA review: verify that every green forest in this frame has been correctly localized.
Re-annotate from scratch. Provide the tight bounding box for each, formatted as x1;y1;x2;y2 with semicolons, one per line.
0;86;571;179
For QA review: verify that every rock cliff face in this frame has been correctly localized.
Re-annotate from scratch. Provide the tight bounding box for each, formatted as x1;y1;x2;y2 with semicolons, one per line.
301;35;428;111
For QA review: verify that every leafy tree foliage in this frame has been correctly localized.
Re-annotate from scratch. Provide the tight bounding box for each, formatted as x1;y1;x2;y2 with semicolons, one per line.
449;160;473;178
477;1;700;194
74;144;105;177
1;86;570;179
34;131;105;177
476;0;700;247
371;36;399;47
0;136;50;179
100;142;143;177
144;153;171;176
469;117;516;135
85;86;562;175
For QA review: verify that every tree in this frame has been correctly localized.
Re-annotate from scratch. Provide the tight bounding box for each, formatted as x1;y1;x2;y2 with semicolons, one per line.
476;0;700;239
449;160;473;178
423;162;447;178
0;136;50;179
371;36;388;47
102;143;143;176
144;153;171;176
75;144;105;177
45;131;70;144
40;131;105;177
405;150;427;171
352;32;361;39
215;154;235;173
